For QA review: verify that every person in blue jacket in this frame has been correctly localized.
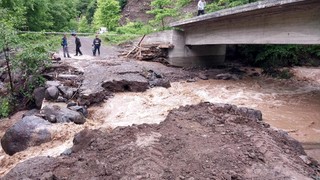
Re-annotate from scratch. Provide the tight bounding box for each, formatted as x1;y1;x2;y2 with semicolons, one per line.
61;34;71;58
92;35;102;56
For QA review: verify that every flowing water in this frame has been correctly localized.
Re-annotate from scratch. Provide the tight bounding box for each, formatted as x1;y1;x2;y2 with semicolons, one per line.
1;67;320;176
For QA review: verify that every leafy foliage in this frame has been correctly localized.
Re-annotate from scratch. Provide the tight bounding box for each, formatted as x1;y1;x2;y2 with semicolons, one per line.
115;22;153;35
76;0;97;25
1;0;78;31
118;0;127;9
78;16;92;33
206;0;259;13
0;97;10;118
237;45;320;68
0;0;26;28
105;22;153;44
176;0;192;7
93;0;121;31
147;0;177;30
13;40;51;76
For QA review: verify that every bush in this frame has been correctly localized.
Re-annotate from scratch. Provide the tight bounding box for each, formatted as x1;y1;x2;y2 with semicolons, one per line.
116;22;153;35
237;45;320;68
105;22;154;44
0;97;10;118
118;0;127;9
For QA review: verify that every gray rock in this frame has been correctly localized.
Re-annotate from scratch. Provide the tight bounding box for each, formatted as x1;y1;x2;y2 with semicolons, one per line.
102;73;149;92
186;78;196;82
149;78;171;88
47;114;57;123
215;73;239;80
67;101;77;108
22;109;39;118
45;86;59;101
299;155;312;165
236;107;262;121
33;87;46;108
198;72;208;80
41;105;85;124
68;106;88;118
1;116;51;155
45;81;61;88
56;96;67;102
58;86;77;99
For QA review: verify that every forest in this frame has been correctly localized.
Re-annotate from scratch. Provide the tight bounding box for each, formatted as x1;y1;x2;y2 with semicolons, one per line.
0;0;258;32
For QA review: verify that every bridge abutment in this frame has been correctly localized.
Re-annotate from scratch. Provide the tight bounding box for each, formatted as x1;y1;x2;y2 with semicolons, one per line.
142;30;226;67
168;30;226;67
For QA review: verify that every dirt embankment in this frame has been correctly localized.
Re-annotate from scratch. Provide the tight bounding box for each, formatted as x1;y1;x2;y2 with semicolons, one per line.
120;0;199;25
3;103;319;179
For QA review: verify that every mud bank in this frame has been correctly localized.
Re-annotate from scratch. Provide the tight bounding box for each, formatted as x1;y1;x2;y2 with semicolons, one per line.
3;103;319;179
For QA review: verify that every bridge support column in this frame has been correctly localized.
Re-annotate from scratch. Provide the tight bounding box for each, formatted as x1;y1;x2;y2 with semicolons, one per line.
168;30;226;67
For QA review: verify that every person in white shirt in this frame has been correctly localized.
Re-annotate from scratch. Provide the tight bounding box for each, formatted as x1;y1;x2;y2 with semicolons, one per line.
197;0;206;16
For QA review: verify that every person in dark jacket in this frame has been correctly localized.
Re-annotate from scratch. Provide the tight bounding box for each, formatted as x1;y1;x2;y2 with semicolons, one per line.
92;35;102;56
74;34;83;56
61;34;71;58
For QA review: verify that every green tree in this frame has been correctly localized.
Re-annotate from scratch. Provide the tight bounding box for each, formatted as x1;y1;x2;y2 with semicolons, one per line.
0;8;18;94
78;16;91;32
93;0;121;31
1;0;78;31
0;0;26;28
86;0;98;24
118;0;127;9
75;0;92;16
24;0;53;31
147;0;177;30
48;0;78;31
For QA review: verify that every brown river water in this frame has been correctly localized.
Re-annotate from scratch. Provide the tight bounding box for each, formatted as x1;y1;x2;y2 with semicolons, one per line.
0;67;320;176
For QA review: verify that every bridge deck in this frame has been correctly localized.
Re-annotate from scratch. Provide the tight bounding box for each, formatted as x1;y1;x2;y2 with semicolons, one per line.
170;0;315;28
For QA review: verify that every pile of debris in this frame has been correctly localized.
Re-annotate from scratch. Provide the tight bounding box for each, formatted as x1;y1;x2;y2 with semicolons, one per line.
119;35;174;62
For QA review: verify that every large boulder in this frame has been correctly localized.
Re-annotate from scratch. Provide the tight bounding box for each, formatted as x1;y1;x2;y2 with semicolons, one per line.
45;86;59;101
1;116;52;156
102;73;149;92
33;87;46;108
41;105;86;124
58;85;77;99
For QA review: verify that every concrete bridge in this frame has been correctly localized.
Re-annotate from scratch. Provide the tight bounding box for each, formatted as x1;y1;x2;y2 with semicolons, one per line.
143;0;320;67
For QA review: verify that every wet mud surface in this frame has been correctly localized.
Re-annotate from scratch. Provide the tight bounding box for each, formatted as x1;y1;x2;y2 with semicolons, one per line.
3;103;319;179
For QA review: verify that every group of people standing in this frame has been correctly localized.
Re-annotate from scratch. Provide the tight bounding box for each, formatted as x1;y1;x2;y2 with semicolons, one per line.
61;34;102;58
61;0;205;58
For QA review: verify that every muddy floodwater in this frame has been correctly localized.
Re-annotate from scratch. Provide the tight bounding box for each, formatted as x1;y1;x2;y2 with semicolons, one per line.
1;67;320;176
91;74;320;161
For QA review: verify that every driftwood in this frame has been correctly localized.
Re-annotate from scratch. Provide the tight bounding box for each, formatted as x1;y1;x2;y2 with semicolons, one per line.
125;35;146;58
121;35;174;61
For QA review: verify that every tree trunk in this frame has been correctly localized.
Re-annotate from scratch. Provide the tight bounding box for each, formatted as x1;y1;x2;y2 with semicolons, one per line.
3;46;14;94
161;19;165;30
